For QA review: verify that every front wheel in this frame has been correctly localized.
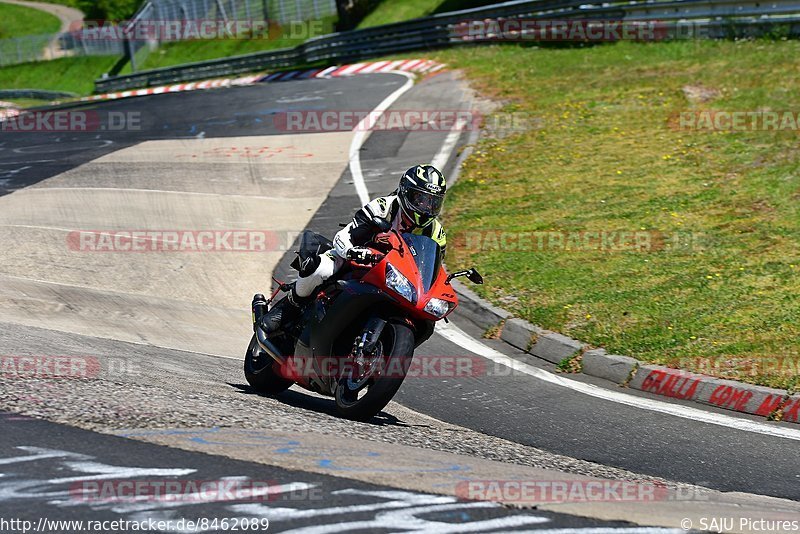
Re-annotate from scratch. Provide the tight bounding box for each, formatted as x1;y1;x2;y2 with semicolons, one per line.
244;334;294;395
334;322;415;421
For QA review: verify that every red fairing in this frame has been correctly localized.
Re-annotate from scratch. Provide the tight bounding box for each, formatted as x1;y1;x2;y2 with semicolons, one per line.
347;232;458;320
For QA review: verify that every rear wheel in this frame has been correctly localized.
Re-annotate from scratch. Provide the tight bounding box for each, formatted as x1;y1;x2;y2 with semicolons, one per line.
244;334;293;395
334;322;415;421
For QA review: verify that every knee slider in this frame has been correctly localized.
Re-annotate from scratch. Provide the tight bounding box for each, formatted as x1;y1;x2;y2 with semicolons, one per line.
298;254;322;277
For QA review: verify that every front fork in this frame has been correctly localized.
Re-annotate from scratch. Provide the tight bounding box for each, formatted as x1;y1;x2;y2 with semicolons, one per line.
348;317;387;381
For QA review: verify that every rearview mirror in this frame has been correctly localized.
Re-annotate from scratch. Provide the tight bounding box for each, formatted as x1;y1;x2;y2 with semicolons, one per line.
467;269;484;285
446;268;484;285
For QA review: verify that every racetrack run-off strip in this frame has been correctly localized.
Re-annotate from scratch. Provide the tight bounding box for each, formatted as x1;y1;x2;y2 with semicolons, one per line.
438;321;800;442
79;59;445;104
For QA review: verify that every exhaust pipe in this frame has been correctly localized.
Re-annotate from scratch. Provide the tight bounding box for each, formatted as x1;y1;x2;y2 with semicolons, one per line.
255;325;288;367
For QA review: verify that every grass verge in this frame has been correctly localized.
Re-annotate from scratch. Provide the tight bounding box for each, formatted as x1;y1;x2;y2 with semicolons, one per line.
358;0;444;28
127;16;336;72
0;56;119;95
356;0;498;28
33;0;143;20
0;16;335;95
0;3;61;38
435;40;800;390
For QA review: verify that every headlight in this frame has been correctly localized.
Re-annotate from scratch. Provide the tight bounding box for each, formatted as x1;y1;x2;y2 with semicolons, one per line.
424;298;455;318
385;263;416;303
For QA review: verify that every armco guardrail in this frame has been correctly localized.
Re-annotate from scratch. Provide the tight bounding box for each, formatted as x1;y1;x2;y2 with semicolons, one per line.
95;0;800;93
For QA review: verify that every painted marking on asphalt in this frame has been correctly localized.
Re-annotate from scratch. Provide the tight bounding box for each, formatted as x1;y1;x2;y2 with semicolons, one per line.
316;66;339;77
0;447;87;465
359;61;390;74
379;60;406;72
437;321;800;442
431;118;466;171
399;59;424;71
109;481;317;513
339;63;367;76
348;71;416;205
236;490;553;533
0;444;576;533
231;494;454;520
47;461;195;484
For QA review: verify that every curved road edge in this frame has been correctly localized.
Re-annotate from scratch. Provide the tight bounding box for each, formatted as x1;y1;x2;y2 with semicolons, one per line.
451;288;800;424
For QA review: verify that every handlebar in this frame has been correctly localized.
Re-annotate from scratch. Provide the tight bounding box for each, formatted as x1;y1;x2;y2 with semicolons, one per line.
346;248;384;265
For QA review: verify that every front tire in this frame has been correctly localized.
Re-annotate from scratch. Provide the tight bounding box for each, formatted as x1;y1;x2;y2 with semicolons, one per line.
244;334;293;395
334;322;415;421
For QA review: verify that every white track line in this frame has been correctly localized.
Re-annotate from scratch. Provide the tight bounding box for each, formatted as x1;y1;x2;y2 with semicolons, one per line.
438;321;800;441
348;71;415;205
342;69;800;441
431;118;466;171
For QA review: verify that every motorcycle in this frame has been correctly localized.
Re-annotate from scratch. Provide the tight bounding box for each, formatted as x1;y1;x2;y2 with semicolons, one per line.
243;218;483;421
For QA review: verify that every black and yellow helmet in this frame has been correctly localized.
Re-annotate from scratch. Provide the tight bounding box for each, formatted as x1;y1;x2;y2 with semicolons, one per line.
398;164;447;228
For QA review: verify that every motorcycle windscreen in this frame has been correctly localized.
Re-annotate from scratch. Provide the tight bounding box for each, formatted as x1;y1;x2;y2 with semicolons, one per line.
401;233;442;293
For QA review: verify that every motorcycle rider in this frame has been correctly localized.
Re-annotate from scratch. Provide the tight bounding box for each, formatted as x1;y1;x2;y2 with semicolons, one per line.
259;164;448;336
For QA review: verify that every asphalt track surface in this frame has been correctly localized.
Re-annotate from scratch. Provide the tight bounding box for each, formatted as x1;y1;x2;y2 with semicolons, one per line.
1;413;639;532
265;74;800;501
0;75;389;196
0;70;797;531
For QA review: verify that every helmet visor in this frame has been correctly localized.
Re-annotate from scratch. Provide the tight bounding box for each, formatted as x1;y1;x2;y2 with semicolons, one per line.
406;188;444;218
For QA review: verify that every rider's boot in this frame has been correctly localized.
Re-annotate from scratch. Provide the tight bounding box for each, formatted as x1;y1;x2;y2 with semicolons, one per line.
258;286;308;337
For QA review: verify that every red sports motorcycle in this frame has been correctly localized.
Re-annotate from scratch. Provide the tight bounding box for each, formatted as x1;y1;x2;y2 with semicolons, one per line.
244;222;483;421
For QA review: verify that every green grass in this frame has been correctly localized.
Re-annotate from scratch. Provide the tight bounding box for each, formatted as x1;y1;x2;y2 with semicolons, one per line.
357;0;497;28
0;15;336;93
0;3;61;38
435;40;800;390
35;0;143;21
358;0;443;28
128;17;335;72
0;56;119;95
